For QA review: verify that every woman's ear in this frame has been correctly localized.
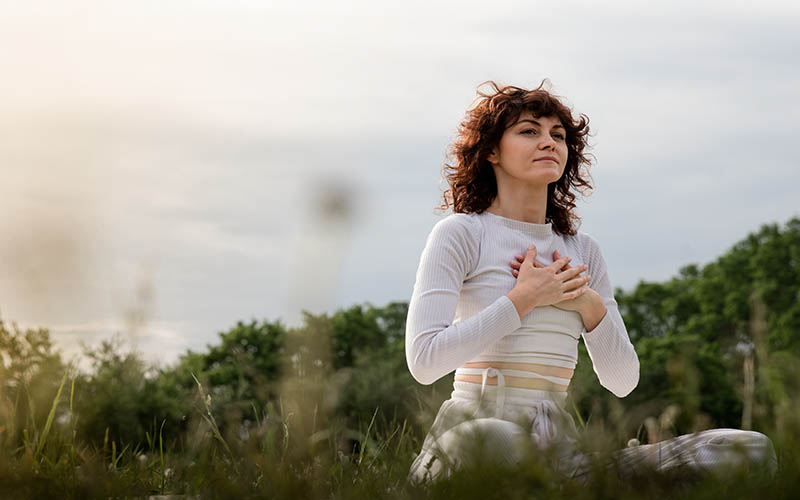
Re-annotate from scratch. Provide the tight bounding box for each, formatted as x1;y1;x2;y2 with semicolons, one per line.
487;148;499;166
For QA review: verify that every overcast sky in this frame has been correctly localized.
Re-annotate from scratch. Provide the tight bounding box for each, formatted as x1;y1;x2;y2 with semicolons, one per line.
1;0;798;369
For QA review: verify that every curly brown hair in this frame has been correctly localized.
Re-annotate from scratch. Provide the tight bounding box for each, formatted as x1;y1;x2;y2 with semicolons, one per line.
439;79;594;235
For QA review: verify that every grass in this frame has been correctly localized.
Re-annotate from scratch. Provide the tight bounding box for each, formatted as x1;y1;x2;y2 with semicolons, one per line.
1;306;798;499
0;368;797;500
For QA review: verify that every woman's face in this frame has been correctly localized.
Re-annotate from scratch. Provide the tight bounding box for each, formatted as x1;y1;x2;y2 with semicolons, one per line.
487;112;568;186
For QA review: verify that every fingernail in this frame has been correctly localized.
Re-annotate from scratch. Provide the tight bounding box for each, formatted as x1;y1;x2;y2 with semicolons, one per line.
528;244;535;250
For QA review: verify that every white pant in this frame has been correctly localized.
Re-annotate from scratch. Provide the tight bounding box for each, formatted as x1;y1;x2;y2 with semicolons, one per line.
408;381;777;484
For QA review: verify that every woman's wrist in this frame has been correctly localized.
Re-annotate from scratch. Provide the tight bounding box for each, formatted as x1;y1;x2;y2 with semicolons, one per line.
506;288;536;319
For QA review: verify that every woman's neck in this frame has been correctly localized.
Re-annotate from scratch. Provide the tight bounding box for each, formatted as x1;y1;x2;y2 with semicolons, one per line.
487;185;548;224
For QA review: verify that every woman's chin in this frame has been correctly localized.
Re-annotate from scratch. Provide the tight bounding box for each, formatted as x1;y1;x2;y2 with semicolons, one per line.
523;173;562;186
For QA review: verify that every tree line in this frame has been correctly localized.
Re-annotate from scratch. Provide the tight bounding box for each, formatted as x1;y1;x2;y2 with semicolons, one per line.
1;217;798;455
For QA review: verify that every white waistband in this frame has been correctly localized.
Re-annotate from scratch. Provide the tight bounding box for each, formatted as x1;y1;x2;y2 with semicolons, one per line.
455;366;571;386
452;381;568;405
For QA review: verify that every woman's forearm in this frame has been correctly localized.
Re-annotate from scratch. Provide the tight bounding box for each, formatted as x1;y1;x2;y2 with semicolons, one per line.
579;293;607;332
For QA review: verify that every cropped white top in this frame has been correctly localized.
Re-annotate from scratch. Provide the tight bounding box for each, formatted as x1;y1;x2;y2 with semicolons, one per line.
405;211;639;398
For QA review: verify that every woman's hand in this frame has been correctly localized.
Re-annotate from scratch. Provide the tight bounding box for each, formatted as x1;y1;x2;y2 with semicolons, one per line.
505;245;590;318
510;249;606;330
509;250;599;312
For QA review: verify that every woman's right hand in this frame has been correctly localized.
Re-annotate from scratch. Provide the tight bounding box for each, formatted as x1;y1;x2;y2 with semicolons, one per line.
505;244;589;318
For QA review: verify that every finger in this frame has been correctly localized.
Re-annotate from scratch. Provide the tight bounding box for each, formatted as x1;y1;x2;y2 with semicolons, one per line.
509;259;521;270
557;265;588;282
511;269;519;278
563;285;588;300
561;274;591;292
547;256;571;271
523;244;537;267
518;252;544;268
553;250;571;271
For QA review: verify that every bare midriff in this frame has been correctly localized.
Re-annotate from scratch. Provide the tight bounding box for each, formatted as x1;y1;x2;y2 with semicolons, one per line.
454;361;573;392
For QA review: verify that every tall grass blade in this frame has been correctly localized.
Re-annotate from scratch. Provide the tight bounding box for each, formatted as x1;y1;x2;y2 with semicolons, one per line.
357;407;379;468
159;419;166;493
191;373;236;467
34;367;69;460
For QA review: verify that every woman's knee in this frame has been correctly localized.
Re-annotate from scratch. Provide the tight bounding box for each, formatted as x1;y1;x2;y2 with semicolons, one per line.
738;430;777;471
696;429;777;473
436;418;529;469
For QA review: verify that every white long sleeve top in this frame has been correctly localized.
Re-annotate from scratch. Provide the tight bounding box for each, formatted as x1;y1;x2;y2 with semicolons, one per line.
405;211;639;398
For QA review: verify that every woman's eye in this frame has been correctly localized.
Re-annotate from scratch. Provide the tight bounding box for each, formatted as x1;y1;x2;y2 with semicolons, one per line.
522;129;536;135
553;133;565;140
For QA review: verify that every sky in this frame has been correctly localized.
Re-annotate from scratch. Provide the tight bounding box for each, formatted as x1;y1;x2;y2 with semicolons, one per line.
1;0;798;369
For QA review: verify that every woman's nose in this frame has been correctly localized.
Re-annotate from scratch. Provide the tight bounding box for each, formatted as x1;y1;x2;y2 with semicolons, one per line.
539;136;556;149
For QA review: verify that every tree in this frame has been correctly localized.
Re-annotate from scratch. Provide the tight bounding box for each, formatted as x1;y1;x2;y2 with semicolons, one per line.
0;319;66;445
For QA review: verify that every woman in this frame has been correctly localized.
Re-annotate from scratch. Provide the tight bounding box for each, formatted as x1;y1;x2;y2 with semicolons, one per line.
405;80;776;484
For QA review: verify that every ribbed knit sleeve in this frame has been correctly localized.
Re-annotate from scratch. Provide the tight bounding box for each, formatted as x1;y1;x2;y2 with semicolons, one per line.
579;233;639;397
405;215;522;385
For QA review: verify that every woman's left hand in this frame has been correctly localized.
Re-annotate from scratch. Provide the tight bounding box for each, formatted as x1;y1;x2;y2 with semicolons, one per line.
510;249;601;313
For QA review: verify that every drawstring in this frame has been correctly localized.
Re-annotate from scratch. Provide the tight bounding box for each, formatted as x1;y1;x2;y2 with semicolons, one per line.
530;400;560;447
478;367;506;418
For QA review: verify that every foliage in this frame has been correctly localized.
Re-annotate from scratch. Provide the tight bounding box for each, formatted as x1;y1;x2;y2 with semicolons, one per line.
72;334;188;447
172;318;288;437
607;217;800;438
0;320;66;446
